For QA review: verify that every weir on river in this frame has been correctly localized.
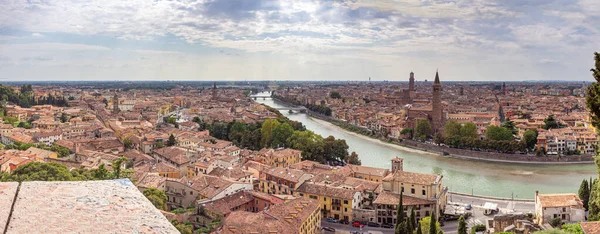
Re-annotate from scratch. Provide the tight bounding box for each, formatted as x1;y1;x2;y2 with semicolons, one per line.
253;92;596;199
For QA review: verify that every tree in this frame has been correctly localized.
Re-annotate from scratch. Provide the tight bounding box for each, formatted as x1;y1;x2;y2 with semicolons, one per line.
543;114;563;130
589;175;600;221
460;123;478;139
429;213;437;234
416;222;423;234
458;215;467;234
167;134;177;146
94;164;110;180
322;136;349;162
400;128;413;139
123;137;133;149
414;119;432;141
112;157;127;179
395;191;404;233
17;121;32;129
329;91;342;99
444;120;461;143
561;223;584;234
287;130;324;162
271;123;294;148
501;118;518;135
586;52;600;128
346;151;361;165
143;188;168;210
409;208;416;232
261;119;280;148
549;217;562;227
60;112;69;123
523;130;538;151
485;125;514;141
4;162;74;182
579;179;590;211
418;216;442;234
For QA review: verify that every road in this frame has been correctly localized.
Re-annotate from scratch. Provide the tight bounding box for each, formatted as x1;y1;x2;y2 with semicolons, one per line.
448;193;535;213
318;194;535;234
320;221;393;234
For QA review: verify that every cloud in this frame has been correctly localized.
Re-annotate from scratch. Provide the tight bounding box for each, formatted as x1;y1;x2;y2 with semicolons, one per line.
0;0;597;81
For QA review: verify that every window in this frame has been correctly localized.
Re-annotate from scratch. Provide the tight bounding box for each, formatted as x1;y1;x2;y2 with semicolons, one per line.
344;200;348;204
324;197;327;201
411;188;415;194
422;190;426;196
344;208;347;212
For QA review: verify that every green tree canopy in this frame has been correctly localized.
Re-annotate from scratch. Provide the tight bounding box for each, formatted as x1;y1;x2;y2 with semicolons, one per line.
329;91;342;99
579;179;590;211
271;122;294;148
458;215;467;234
143;188;168;210
418;216;442;234
261;119;281;148
501;118;518;135
414;119;432;141
345;151;361;165
586;52;600;128
522;130;538;151
460;123;478;139
167;134;177;146
485;125;514;141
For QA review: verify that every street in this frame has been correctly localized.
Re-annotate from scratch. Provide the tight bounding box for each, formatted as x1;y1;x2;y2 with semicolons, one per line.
318;193;535;234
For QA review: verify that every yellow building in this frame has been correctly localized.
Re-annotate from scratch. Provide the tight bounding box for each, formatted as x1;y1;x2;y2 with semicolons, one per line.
349;164;390;182
382;169;447;214
297;182;361;222
264;148;302;168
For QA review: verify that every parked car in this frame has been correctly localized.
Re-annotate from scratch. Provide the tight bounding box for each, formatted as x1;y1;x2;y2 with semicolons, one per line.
465;204;472;210
367;222;380;227
340;220;350;225
381;223;394;228
322;227;336;232
326;218;338;223
352;221;364;228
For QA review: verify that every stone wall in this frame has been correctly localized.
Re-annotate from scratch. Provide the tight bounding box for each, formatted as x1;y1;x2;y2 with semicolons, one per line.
399;139;594;163
352;208;376;223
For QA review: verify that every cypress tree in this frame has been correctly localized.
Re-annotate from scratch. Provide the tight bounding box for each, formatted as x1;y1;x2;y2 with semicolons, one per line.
395;191;404;230
416;222;423;234
590;177;600;221
580;179;590;210
429;213;437;234
409;208;416;232
458;215;467;234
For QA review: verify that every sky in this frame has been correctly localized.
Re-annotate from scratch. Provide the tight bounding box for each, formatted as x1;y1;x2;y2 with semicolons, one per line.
0;0;599;82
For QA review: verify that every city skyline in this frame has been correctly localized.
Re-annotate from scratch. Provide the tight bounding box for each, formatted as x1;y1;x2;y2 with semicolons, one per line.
0;0;599;81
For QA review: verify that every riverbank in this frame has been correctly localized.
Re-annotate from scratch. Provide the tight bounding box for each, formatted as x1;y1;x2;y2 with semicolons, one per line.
270;96;593;164
311;111;594;165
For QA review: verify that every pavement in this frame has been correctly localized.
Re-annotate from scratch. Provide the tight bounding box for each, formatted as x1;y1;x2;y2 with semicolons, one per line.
442;193;535;234
320;221;393;234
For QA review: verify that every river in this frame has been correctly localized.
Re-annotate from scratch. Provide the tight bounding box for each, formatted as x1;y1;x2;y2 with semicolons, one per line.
254;93;597;199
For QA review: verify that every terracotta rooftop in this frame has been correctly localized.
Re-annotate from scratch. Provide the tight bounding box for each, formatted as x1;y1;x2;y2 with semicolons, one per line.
580;221;600;234
221;197;320;234
264;167;310;183
349;164;390;177
296;182;357;200
383;170;441;185
154;146;190;165
537;193;583;208
5;179;178;233
373;191;435;206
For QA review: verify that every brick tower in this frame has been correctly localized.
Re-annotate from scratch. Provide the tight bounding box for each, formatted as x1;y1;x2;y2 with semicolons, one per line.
432;71;443;131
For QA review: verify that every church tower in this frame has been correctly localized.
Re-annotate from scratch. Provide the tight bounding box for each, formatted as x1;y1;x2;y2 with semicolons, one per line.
409;72;415;92
502;82;506;95
432;71;443;131
112;94;120;114
212;82;217;100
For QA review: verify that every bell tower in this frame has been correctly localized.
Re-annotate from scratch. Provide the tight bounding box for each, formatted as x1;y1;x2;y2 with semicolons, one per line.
432;71;443;131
